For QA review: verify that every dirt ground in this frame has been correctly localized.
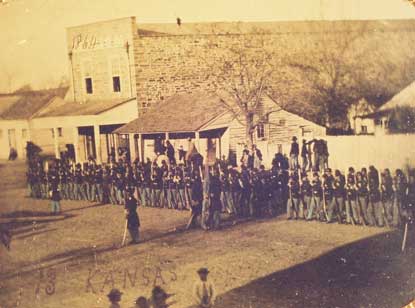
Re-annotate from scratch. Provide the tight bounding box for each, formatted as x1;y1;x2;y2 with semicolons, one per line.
0;160;414;308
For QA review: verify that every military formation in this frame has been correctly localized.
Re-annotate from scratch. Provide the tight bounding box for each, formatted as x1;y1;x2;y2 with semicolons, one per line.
25;137;415;232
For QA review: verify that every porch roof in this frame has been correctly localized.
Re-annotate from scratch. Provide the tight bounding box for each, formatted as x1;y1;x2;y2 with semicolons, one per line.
115;92;230;134
34;97;136;118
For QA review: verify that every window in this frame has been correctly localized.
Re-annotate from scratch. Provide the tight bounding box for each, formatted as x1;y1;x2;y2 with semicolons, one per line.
112;76;121;92
257;123;265;139
83;60;93;94
279;119;286;126
111;57;122;93
58;128;63;137
51;128;55;138
361;125;368;134
85;78;93;94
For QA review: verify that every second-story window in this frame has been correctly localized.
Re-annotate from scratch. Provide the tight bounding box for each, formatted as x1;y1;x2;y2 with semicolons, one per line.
111;57;122;93
85;78;93;94
113;76;121;92
83;60;93;94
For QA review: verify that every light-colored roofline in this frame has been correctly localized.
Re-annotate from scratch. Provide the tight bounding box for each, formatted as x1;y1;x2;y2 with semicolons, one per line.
66;16;136;30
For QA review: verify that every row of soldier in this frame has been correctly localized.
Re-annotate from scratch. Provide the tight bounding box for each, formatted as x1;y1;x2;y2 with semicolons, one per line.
26;155;415;229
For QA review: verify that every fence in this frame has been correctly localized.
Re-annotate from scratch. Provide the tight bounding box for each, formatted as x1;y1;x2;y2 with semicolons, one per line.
324;134;415;172
249;134;415;173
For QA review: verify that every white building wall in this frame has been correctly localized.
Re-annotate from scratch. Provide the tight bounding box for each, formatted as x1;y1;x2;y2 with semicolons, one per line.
0;120;30;160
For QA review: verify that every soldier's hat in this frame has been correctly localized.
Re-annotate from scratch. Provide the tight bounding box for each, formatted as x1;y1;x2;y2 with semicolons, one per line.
151;286;172;300
325;168;332;173
135;296;149;307
197;267;210;275
292;136;297;141
107;288;122;301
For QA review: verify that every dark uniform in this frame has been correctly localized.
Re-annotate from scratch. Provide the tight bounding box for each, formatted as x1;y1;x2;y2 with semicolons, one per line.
381;170;394;226
356;172;369;225
307;173;322;220
287;173;300;219
300;173;312;219
346;169;360;224
368;166;382;226
125;193;140;244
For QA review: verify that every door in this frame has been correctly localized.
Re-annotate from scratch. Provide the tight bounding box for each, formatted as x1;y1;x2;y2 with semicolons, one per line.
8;129;16;149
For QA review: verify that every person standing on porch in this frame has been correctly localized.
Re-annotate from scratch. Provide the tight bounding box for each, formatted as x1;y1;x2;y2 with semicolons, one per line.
289;136;299;170
301;139;309;172
253;145;262;170
186;138;198;166
166;140;176;165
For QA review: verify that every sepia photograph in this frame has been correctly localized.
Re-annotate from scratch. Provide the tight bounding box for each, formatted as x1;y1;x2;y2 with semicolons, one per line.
1;0;415;307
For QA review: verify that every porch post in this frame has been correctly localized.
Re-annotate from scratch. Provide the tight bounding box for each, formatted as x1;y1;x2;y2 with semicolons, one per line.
53;127;60;159
195;131;200;151
129;133;136;162
73;127;79;163
137;134;143;162
93;124;101;164
114;134;119;161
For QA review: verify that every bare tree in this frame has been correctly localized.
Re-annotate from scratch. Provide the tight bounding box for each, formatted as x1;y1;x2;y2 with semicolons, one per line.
200;30;289;148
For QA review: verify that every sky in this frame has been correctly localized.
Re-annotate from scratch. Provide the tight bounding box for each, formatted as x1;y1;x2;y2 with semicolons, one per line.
0;0;415;92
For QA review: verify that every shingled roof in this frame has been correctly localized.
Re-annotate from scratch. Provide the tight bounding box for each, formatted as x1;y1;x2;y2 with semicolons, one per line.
34;96;136;117
0;87;68;120
115;92;229;134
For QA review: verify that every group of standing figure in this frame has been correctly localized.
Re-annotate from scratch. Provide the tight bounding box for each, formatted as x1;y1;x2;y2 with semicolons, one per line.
25;135;415;233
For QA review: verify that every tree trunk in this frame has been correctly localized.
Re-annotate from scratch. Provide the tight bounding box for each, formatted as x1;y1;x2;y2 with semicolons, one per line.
245;114;254;149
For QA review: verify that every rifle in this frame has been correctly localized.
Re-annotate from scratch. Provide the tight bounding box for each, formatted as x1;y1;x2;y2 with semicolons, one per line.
288;179;294;219
321;174;329;221
402;221;408;252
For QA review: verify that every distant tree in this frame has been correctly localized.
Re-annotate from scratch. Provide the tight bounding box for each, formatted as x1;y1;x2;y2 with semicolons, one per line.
388;106;415;133
288;22;372;129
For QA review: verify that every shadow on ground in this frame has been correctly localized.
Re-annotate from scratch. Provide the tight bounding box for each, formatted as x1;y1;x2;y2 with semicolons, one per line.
187;230;415;308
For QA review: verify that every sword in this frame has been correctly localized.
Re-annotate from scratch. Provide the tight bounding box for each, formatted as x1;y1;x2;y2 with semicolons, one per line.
402;222;408;252
322;176;329;221
121;219;128;246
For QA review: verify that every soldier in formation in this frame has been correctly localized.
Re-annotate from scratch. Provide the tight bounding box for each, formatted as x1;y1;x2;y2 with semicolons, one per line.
26;137;414;230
